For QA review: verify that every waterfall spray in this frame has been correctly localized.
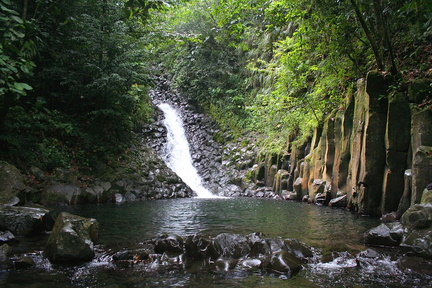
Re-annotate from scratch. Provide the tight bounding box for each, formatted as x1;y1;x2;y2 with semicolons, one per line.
158;103;217;198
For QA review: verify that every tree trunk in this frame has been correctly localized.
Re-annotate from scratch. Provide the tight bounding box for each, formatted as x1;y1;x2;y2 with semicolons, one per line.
349;0;384;71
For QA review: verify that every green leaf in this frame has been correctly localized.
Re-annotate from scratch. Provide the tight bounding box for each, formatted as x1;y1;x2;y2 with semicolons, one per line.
13;82;33;91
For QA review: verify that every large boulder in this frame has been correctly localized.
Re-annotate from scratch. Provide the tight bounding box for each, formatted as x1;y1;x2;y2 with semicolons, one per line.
401;204;432;230
44;212;99;262
0;162;25;206
398;204;432;257
364;222;404;247
41;184;83;205
0;206;51;236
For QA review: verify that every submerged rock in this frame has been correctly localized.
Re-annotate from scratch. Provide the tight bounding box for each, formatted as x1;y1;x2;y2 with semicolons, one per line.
44;212;99;262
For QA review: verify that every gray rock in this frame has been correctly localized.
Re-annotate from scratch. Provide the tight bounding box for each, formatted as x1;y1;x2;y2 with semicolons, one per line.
411;146;432;205
0;244;12;265
0;206;50;236
41;184;82;205
364;222;404;247
44;212;99;262
401;204;432;229
0;231;17;244
0;162;25;206
329;194;347;208
114;193;125;204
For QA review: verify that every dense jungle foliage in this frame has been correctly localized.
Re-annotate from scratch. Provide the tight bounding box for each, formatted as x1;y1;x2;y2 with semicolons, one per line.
157;0;432;151
1;0;431;172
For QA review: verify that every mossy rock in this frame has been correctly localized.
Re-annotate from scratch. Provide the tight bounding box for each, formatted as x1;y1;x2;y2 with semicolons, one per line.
421;186;432;204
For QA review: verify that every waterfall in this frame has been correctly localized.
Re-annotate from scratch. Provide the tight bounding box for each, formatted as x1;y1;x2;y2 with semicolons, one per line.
158;103;217;198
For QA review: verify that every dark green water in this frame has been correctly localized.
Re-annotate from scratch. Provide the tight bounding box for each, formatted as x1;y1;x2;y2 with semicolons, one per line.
64;198;378;250
2;198;431;287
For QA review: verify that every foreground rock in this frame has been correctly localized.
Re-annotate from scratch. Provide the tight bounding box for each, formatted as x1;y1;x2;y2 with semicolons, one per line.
112;232;312;278
44;212;99;262
365;203;432;258
0;206;52;236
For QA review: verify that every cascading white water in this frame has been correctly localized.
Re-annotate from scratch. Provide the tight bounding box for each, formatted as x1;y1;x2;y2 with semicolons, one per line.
158;103;217;198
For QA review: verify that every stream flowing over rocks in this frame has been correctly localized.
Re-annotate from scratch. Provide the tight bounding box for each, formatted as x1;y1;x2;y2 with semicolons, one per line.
145;77;245;197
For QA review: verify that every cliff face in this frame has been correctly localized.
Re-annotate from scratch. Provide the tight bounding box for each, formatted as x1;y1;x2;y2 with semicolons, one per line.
256;72;432;216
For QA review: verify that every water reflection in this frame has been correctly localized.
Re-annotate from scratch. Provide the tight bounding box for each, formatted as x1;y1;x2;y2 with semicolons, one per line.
64;198;379;249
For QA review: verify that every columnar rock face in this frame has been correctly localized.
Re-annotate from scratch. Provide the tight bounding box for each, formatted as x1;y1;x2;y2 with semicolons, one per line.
253;72;431;216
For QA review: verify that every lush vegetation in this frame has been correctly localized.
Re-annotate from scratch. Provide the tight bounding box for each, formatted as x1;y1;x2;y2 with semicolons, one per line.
1;0;431;172
0;0;168;171
155;0;432;151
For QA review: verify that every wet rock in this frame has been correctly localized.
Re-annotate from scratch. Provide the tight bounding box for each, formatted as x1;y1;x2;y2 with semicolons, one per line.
401;227;432;257
0;206;50;236
329;194;347;208
247;232;270;257
154;234;183;255
0;162;26;206
267;250;303;277
398;256;432;274
45;212;99;262
364;222;403;247
13;256;35;269
184;234;213;259
357;248;382;260
211;233;250;258
283;239;314;259
380;211;398;223
0;230;17;244
401;204;432;229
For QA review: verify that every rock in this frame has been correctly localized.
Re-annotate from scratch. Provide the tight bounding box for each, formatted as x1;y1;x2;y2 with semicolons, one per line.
0;162;25;206
44;212;99;262
398;255;432;274
0;231;17;244
0;244;12;263
114;193;125;204
211;233;250;258
247;232;270;257
401;204;432;229
329;194;347;208
357;248;382;259
293;177;302;196
401;227;432;257
309;179;326;201
397;169;412;217
0;206;50;236
13;256;35;269
411;146;432;205
154;234;183;255
267;250;303;277
420;185;432;204
41;184;82;205
364;222;404;247
184;234;212;259
283;239;313;259
380;212;398;223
